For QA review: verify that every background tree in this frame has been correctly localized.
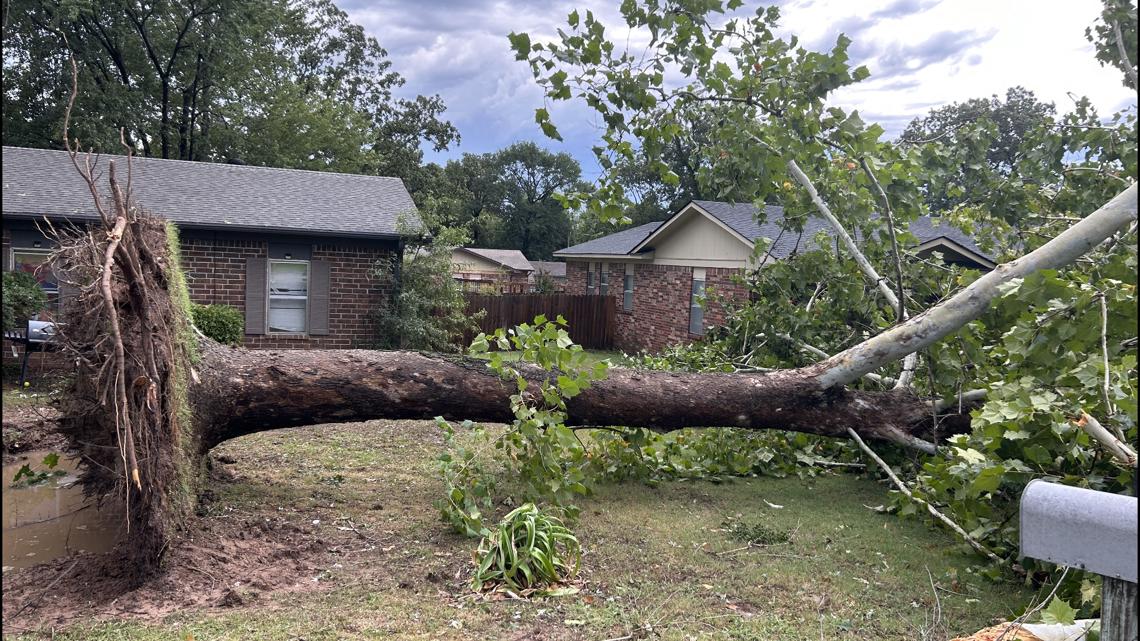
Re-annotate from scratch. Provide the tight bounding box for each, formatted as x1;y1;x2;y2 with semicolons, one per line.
418;142;588;259
2;0;458;176
900;87;1055;212
494;141;587;259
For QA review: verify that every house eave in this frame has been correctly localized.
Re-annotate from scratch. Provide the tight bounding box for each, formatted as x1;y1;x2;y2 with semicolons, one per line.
1;210;404;241
554;252;655;261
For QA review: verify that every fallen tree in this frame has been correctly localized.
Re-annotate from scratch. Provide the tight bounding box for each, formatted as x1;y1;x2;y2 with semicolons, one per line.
48;127;1136;576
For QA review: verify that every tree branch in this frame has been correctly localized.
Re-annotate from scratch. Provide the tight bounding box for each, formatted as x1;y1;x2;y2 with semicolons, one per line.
1077;411;1137;468
846;428;1002;563
813;184;1137;389
1112;20;1138;88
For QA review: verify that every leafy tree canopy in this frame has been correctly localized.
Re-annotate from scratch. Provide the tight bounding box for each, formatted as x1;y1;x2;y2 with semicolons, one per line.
2;0;458;181
420;141;590;260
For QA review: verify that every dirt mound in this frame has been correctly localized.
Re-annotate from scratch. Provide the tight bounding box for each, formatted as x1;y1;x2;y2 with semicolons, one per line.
2;405;64;462
1;512;331;631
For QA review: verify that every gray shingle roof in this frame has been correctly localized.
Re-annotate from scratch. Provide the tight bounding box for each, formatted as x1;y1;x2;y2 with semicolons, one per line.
2;146;419;238
556;200;992;263
459;248;533;272
554;222;662;256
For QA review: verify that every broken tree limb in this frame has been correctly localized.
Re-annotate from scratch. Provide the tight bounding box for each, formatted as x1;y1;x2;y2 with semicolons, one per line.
845;428;1003;563
813;184;1138;389
1077;411;1138;468
755;138;921;388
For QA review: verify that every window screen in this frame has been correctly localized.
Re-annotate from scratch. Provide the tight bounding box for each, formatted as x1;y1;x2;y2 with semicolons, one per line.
623;264;634;312
268;260;308;333
689;270;705;336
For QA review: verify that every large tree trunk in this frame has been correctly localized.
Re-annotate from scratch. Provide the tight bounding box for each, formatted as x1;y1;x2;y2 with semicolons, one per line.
195;343;941;453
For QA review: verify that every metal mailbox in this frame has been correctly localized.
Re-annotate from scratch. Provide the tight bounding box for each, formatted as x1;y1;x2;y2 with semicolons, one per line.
1020;479;1138;582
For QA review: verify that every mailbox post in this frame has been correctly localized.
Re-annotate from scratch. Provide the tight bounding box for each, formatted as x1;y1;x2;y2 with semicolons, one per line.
1020;480;1138;641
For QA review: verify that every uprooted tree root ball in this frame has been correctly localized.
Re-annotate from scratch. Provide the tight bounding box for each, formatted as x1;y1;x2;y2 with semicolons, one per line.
51;187;201;579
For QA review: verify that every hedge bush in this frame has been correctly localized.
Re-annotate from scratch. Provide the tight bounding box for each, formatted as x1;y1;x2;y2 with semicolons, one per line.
191;303;244;346
2;271;48;331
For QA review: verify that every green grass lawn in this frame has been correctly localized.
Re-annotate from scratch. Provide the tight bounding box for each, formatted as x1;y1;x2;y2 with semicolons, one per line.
8;419;1032;640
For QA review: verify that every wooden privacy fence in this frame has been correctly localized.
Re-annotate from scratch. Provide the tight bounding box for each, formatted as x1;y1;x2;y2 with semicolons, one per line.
463;293;615;349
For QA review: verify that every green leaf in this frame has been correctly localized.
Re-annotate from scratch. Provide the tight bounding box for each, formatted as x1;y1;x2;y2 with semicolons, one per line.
1039;597;1078;625
508;32;531;59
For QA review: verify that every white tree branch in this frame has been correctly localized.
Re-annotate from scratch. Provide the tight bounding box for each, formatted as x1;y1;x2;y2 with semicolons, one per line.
1078;411;1137;468
846;427;1002;563
1112;20;1139;88
814;185;1138;389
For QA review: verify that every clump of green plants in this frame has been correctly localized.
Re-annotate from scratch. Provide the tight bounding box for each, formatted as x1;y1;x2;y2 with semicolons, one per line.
437;315;608;536
436;316;862;539
372;220;483;352
722;516;791;546
11;452;64;487
190;303;244;345
471;503;581;594
2;271;48;331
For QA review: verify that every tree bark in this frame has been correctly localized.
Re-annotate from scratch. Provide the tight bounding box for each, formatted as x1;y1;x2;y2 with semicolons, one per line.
193;342;942;453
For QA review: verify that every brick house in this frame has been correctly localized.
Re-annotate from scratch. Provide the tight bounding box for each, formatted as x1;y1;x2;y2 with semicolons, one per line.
2;145;420;351
450;247;534;293
554;199;995;353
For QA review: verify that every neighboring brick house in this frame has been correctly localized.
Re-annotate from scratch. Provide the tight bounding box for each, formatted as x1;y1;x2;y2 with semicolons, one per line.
555;200;995;353
450;247;533;293
2;145;420;351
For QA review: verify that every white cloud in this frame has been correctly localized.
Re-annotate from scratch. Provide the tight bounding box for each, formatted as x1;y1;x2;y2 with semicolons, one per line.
342;0;1137;170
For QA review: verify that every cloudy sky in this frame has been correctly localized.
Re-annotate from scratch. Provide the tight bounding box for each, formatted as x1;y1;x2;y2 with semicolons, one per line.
343;0;1137;177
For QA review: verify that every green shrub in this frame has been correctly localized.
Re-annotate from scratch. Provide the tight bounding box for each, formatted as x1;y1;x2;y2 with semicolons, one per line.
191;303;244;345
2;271;48;331
471;503;581;594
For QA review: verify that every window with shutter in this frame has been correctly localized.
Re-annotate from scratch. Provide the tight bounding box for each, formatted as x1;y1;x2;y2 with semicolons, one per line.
244;258;267;335
268;260;309;333
586;263;596;294
599;263;609;296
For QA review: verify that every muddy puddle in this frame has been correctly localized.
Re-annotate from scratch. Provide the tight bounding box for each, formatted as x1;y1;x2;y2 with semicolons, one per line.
2;451;124;570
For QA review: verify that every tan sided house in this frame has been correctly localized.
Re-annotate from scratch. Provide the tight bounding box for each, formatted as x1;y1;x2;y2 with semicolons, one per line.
450;247;534;293
2;145;420;351
554;199;995;353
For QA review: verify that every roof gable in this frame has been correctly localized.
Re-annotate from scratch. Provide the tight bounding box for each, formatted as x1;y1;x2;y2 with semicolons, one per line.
456;248;533;271
1;146;420;238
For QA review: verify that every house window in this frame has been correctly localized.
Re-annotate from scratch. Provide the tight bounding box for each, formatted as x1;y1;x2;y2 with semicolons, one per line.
11;249;59;296
599;263;609;296
689;267;706;336
623;264;634;312
586;263;596;294
268;260;308;333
